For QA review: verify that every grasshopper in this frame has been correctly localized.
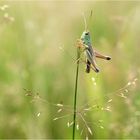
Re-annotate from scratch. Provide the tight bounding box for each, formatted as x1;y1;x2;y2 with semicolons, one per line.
80;12;111;73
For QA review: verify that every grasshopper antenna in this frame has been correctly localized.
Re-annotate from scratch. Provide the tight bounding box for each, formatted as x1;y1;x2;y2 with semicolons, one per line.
82;12;87;32
82;10;93;32
87;10;93;31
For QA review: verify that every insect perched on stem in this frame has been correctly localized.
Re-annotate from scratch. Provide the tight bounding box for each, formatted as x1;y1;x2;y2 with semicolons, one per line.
79;11;111;73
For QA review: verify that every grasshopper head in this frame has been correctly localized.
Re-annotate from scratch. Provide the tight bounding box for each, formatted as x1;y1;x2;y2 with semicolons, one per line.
81;31;91;46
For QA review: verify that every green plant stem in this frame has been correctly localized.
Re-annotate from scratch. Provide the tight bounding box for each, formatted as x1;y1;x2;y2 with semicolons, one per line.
72;48;80;140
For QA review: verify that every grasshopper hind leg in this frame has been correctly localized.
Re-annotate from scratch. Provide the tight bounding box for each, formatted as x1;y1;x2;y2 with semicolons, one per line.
95;51;111;60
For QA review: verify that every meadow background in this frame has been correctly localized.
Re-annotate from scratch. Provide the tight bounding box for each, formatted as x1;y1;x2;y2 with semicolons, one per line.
0;0;140;139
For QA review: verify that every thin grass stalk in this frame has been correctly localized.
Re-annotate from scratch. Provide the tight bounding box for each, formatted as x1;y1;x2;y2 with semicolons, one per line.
72;47;80;140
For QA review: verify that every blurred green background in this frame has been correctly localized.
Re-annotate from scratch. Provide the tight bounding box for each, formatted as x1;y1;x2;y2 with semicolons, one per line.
0;0;140;139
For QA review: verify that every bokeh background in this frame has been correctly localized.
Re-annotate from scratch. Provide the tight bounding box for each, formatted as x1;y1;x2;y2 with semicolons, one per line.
0;0;140;139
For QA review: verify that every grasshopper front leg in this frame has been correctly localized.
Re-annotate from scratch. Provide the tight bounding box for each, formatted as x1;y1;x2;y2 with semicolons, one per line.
75;39;86;61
